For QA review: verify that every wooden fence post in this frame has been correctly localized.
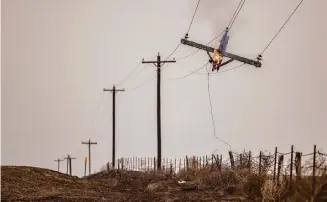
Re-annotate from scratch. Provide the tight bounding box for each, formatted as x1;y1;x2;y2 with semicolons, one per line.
219;154;222;170
277;155;284;187
312;145;316;197
186;156;189;171
248;151;252;169
295;152;302;182
154;157;156;173
259;151;262;175
229;151;235;169
273;147;278;182
290;145;294;187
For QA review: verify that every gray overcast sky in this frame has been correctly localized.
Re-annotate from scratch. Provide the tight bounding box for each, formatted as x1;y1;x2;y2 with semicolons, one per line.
2;0;327;176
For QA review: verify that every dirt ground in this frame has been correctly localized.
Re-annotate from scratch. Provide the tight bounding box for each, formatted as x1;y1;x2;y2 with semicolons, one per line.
1;166;249;202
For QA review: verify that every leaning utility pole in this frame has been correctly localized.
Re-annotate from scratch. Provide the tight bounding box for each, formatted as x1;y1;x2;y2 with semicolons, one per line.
180;28;262;69
103;85;125;168
54;158;64;172
82;139;97;175
142;52;176;170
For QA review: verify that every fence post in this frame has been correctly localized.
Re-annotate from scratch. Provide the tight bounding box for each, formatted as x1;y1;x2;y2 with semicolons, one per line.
248;151;251;169
154;157;156;173
179;158;181;171
229;151;235;169
277;155;284;187
219;154;222;170
290;145;294;187
174;158;176;173
295;152;302;182
273;147;278;182
211;154;214;171
259;151;262;175
312;145;316;197
186;156;189;171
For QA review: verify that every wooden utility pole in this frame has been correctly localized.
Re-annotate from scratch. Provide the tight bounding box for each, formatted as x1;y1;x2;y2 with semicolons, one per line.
142;52;176;170
82;139;97;175
103;85;125;168
64;155;70;174
64;154;76;176
54;158;64;172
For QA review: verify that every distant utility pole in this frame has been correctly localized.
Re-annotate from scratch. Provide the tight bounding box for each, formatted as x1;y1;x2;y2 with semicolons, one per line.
103;85;125;168
64;155;70;174
142;52;176;170
54;158;64;172
82;139;97;175
64;154;76;176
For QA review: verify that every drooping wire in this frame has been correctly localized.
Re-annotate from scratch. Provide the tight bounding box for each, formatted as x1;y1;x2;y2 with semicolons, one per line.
167;62;209;80
206;66;232;151
227;0;243;28
260;0;305;55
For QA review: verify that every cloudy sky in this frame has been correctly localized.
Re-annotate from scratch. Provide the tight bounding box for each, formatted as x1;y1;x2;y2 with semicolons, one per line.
2;0;327;176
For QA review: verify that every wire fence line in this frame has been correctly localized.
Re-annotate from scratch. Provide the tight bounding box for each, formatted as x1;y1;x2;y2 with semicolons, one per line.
95;145;326;192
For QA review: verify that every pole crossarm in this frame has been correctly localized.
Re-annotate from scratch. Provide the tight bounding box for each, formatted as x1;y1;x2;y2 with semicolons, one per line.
181;38;262;67
82;139;97;175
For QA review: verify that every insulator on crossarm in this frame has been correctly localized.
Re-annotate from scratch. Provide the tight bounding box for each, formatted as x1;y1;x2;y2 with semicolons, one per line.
184;33;189;39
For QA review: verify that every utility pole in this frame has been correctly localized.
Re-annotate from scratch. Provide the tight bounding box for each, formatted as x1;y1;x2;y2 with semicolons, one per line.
54;158;64;172
64;155;70;174
103;85;125;168
142;52;176;170
64;154;76;176
180;28;262;69
82;139;97;175
69;156;76;176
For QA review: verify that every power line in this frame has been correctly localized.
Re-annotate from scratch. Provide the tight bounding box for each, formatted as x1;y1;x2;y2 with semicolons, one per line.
125;75;156;91
187;0;201;34
227;0;243;29
228;0;245;31
116;62;142;86
163;0;201;63
167;62;209;80
211;63;245;74
206;66;232;151
195;63;245;75
176;0;245;61
260;0;305;55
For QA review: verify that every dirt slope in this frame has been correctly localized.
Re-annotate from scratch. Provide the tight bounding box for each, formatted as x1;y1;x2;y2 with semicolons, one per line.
1;166;246;202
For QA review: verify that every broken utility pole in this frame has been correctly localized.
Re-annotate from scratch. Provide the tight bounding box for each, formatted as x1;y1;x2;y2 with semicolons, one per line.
181;28;262;69
142;52;176;170
82;139;97;175
103;85;125;168
54;158;64;172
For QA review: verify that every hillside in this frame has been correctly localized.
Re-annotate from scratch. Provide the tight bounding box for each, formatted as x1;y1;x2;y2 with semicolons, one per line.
1;166;246;202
